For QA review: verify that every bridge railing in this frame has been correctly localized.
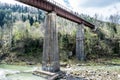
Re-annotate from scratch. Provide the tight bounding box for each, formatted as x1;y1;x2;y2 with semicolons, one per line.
45;0;81;18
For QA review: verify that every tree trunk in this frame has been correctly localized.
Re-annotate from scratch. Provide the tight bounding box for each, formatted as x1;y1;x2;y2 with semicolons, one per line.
42;12;60;72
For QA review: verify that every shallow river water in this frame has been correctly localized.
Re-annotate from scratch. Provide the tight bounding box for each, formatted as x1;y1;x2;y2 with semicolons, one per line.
0;64;46;80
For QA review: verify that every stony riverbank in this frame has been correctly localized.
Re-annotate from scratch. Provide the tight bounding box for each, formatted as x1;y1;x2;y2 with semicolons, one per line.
60;65;120;80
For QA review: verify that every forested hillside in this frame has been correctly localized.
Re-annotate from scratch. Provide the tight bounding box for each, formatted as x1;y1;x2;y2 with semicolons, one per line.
0;2;120;64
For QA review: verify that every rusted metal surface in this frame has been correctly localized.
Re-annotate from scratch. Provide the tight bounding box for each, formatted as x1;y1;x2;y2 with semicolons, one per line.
16;0;95;29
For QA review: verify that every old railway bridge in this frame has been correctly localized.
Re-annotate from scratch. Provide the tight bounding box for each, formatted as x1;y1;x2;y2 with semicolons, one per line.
16;0;95;72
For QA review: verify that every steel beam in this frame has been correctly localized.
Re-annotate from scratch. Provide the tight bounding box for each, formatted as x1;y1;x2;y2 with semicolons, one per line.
16;0;95;29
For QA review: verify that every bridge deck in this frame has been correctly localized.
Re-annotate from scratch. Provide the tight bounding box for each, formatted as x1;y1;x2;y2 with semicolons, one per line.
16;0;95;29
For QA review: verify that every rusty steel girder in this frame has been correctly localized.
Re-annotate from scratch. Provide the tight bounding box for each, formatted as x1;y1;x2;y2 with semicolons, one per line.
16;0;95;29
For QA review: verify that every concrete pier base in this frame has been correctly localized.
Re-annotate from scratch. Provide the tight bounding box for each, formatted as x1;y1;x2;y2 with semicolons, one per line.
76;24;85;61
42;12;60;72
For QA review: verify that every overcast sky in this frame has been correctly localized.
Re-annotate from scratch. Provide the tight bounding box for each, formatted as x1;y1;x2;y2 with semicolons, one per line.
64;0;120;20
0;0;120;20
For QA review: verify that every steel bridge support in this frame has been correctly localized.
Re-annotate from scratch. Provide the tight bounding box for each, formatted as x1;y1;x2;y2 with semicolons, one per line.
42;12;60;72
76;24;85;61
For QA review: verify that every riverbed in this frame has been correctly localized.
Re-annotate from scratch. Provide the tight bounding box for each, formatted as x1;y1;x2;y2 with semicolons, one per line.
1;64;120;80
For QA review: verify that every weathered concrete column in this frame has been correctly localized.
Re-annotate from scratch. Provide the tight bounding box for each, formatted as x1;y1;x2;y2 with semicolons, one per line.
118;41;120;54
76;24;84;61
42;12;60;72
